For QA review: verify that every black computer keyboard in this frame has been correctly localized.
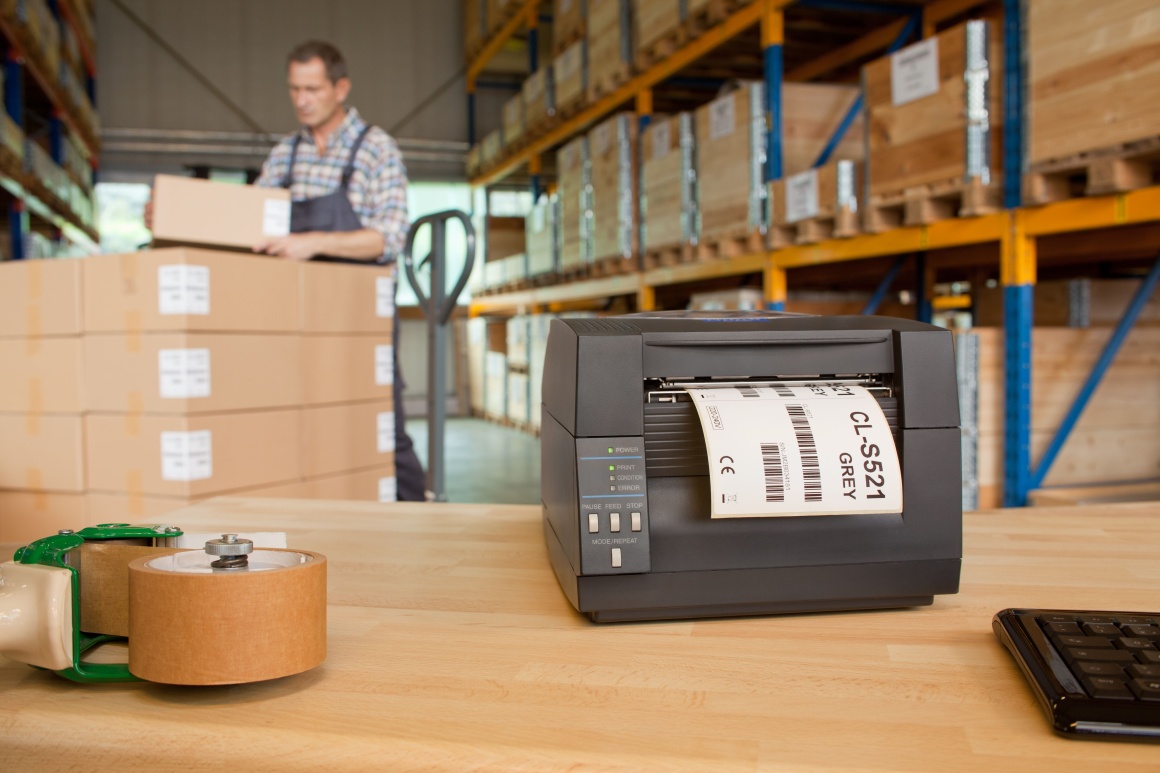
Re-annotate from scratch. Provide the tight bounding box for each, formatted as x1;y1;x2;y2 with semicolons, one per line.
994;608;1160;741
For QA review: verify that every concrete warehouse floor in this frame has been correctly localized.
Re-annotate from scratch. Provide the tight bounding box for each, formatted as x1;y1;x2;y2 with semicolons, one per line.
406;417;540;505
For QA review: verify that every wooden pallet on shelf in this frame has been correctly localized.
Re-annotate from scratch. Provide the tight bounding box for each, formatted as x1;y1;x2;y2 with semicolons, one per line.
1025;136;1160;205
641;243;696;269
684;0;750;36
863;177;1001;233
769;208;859;247
691;229;766;261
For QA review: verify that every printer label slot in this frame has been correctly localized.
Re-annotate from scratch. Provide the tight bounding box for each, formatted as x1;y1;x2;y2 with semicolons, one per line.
686;384;903;519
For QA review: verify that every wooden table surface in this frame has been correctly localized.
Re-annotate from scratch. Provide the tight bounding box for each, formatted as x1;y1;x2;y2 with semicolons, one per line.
3;498;1160;770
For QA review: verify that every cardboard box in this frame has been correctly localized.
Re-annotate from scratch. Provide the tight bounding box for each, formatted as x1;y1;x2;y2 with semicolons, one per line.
0;490;89;544
83;333;303;413
0;337;84;413
302;464;397;502
84;410;301;498
85;479;311;522
0;258;83;337
0;413;85;492
300;262;397;333
301;400;396;478
83;248;300;334
302;336;395;405
151;174;292;251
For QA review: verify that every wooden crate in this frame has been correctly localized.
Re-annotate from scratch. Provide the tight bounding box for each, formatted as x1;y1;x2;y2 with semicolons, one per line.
466;317;488;414
1025;0;1160;203
553;0;586;54
769;160;862;246
694;82;766;257
973;277;1160;328
781;83;863;175
522;68;554;132
587;0;632;103
484;351;508;419
480;129;503;169
507;371;530;426
526;194;558;279
641;113;694;262
633;0;683;70
863;20;1003;232
557;136;591;272
589;112;637;268
466;144;482;179
553;40;586;116
502;93;525;148
486;216;525;263
969;326;1160;510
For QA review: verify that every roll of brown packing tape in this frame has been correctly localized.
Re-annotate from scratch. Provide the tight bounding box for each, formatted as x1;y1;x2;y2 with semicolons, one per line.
127;549;326;685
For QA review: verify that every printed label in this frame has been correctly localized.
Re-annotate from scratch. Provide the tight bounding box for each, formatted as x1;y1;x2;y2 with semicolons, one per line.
686;384;903;518
376;276;395;318
375;345;394;386
158;348;211;399
378;476;398;503
891;37;940;106
708;95;736;141
651;120;671;161
157;264;210;315
160;430;213;482
784;170;820;224
377;411;395;453
262;198;292;236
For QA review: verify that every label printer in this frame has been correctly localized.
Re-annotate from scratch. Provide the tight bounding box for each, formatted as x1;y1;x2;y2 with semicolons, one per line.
540;312;962;622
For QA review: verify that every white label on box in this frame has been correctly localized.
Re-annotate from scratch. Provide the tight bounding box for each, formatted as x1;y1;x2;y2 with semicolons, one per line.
784;170;820;224
891;37;940;106
686;384;902;518
375;345;394;386
157;265;210;316
158;348;212;399
709;95;736;141
377;411;395;453
160;430;213;482
262;198;291;236
378;476;398;502
593;122;612;156
651;120;671;161
558;44;579;79
375;276;395;318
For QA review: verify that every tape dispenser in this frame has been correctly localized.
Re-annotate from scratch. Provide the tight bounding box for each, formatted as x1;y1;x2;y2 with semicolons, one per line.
0;523;327;685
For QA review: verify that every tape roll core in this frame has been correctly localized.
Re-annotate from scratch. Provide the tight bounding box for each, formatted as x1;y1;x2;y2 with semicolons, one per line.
127;549;326;685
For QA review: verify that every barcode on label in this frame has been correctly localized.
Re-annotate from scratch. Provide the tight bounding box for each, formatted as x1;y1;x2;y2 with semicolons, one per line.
738;386;759;398
786;404;821;502
761;442;785;502
772;385;794;397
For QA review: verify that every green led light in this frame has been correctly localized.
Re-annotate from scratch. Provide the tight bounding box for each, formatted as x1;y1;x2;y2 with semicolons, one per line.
609;465;615;471
608;447;614;454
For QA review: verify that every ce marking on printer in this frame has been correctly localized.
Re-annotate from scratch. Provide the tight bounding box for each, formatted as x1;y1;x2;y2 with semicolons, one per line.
840;411;887;500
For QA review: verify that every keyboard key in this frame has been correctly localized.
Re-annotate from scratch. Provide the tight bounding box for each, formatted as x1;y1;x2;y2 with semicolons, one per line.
1122;624;1160;640
1040;613;1079;625
1082;623;1122;638
1044;622;1083;636
1053;635;1113;650
1083;676;1134;700
1136;651;1160;665
1128;664;1160;679
1064;648;1136;665
1117;616;1157;626
1115;637;1157;652
1078;615;1118;625
1129;679;1160;701
1076;661;1126;678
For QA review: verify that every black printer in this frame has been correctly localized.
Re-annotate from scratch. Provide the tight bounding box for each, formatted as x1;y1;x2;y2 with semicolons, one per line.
540;312;962;622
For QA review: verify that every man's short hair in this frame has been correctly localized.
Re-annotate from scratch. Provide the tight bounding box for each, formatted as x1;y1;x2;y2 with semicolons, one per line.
287;41;348;83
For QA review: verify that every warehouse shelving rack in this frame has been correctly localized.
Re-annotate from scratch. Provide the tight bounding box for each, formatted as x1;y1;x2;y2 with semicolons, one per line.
464;0;1160;506
0;0;100;259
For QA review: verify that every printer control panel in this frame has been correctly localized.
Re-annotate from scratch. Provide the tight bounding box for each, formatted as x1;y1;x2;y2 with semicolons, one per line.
575;437;651;576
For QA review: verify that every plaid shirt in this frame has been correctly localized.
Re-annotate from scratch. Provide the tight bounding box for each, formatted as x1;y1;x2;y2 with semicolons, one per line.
255;107;409;261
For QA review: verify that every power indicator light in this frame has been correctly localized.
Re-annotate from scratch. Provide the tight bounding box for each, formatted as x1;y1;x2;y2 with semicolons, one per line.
609;465;615;471
608;447;614;454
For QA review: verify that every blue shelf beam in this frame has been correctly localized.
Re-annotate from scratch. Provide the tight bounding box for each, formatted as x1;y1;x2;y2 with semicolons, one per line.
1002;0;1023;209
861;254;906;315
762;6;784;182
1003;283;1033;506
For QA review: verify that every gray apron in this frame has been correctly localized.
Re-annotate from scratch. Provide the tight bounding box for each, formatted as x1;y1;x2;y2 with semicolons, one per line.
282;124;427;501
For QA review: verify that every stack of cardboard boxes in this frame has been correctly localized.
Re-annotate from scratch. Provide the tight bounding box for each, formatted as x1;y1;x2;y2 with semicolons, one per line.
0;177;399;542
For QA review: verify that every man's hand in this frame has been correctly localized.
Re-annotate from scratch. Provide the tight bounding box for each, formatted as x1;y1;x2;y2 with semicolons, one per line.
253;233;324;261
144;198;153;230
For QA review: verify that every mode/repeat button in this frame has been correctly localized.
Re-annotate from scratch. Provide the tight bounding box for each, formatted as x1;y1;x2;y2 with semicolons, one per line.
610;512;621;532
611;548;622;568
588;513;599;534
631;512;642;531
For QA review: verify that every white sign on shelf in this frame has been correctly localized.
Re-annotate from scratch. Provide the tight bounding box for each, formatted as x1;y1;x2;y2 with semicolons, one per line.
891;37;940;106
784;170;820;224
708;95;736;141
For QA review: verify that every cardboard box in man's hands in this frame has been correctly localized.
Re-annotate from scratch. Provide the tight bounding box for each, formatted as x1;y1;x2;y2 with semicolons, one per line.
151;175;291;251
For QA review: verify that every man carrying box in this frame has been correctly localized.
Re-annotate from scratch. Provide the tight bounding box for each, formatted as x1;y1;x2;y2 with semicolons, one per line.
252;40;424;501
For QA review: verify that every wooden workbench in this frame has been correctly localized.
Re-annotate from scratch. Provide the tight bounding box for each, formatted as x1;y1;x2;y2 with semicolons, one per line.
2;499;1159;769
